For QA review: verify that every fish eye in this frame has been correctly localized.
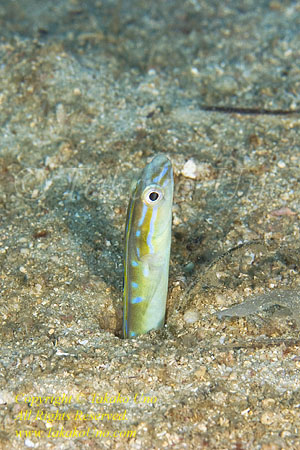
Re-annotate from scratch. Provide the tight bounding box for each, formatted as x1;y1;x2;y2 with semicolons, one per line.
149;191;159;201
143;186;163;205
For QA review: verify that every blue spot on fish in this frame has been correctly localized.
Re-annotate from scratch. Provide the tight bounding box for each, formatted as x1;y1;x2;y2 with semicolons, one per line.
131;296;143;304
138;204;147;227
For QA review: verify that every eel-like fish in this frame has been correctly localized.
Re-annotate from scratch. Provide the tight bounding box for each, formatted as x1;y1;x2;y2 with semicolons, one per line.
123;154;174;338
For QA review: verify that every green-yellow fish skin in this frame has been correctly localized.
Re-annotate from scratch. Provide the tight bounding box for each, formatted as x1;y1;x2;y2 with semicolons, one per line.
123;154;173;338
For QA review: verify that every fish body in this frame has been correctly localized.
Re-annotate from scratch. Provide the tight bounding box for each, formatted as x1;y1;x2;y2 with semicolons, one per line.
123;154;173;338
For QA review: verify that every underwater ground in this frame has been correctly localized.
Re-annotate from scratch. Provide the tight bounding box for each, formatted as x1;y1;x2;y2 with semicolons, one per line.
0;0;300;448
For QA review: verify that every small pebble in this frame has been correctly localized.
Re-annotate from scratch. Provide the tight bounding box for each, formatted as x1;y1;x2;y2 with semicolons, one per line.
0;390;14;404
190;67;200;76
182;159;197;179
212;75;238;94
277;160;286;168
261;411;276;425
270;206;296;216
24;438;35;448
183;310;200;324
183;262;195;273
262;398;275;408
194;366;206;379
197;422;207;432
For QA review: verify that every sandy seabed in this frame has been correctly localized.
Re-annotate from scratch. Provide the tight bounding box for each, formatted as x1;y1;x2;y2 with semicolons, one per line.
0;1;300;448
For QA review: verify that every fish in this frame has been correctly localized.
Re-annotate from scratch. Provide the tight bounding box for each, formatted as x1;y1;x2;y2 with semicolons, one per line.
123;154;174;338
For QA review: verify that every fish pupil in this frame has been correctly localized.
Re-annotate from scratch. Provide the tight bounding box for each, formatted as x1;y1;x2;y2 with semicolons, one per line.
149;191;159;201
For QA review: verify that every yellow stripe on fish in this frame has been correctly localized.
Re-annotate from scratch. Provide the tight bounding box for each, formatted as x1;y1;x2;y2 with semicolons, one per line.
123;154;174;338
